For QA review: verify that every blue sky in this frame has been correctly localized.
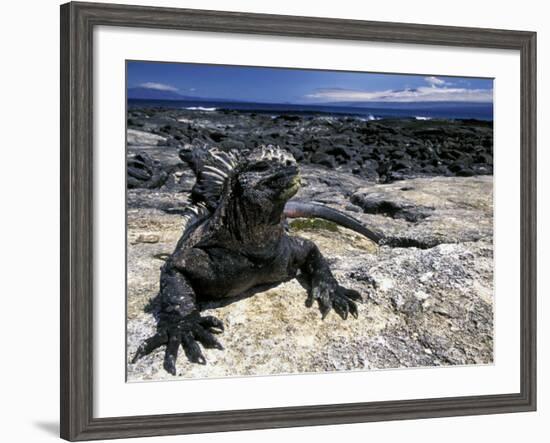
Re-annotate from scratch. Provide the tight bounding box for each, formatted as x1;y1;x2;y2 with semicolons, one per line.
127;61;493;104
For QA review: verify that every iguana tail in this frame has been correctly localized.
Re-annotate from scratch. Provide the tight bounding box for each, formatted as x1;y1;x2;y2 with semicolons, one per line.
284;201;383;244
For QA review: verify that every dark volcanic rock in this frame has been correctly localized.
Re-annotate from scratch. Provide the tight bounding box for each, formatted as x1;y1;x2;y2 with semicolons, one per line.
310;152;336;168
350;191;434;222
126;107;493;183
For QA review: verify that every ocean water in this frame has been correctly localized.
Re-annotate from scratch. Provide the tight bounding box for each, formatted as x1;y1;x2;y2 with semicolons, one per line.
128;99;493;121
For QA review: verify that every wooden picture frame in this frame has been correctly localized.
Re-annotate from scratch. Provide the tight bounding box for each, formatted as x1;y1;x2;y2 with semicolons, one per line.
60;1;536;440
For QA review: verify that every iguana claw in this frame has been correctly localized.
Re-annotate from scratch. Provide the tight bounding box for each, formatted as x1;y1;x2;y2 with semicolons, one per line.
132;312;225;375
306;277;362;320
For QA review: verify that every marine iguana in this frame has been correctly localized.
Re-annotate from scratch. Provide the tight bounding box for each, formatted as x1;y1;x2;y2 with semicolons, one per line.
132;145;380;375
127;152;168;189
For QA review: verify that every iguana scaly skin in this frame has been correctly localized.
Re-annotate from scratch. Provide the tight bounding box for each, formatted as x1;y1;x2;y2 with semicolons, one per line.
132;145;378;375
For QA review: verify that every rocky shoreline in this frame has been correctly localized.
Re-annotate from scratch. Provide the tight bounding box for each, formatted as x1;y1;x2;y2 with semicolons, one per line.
128;107;493;185
126;108;494;381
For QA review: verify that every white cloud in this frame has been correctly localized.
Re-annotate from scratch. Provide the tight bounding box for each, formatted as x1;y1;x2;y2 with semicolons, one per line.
425;76;447;87
305;85;493;103
139;82;178;92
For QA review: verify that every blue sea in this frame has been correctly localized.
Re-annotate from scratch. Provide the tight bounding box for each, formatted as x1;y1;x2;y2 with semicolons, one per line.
128;99;493;121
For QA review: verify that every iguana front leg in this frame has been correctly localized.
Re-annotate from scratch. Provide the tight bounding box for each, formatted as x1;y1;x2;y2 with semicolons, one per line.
132;260;224;375
289;237;362;320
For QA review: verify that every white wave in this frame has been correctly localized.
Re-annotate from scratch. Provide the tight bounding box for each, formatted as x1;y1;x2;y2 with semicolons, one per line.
415;116;432;120
358;114;380;122
184;106;217;111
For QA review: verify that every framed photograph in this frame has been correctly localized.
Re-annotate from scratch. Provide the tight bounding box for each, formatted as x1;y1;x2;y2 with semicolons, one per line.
60;1;536;440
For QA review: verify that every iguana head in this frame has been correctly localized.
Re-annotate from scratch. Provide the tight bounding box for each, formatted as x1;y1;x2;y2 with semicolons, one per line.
186;144;301;230
236;145;301;207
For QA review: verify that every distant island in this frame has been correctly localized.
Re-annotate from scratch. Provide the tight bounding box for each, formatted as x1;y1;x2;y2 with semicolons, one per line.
127;87;204;101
